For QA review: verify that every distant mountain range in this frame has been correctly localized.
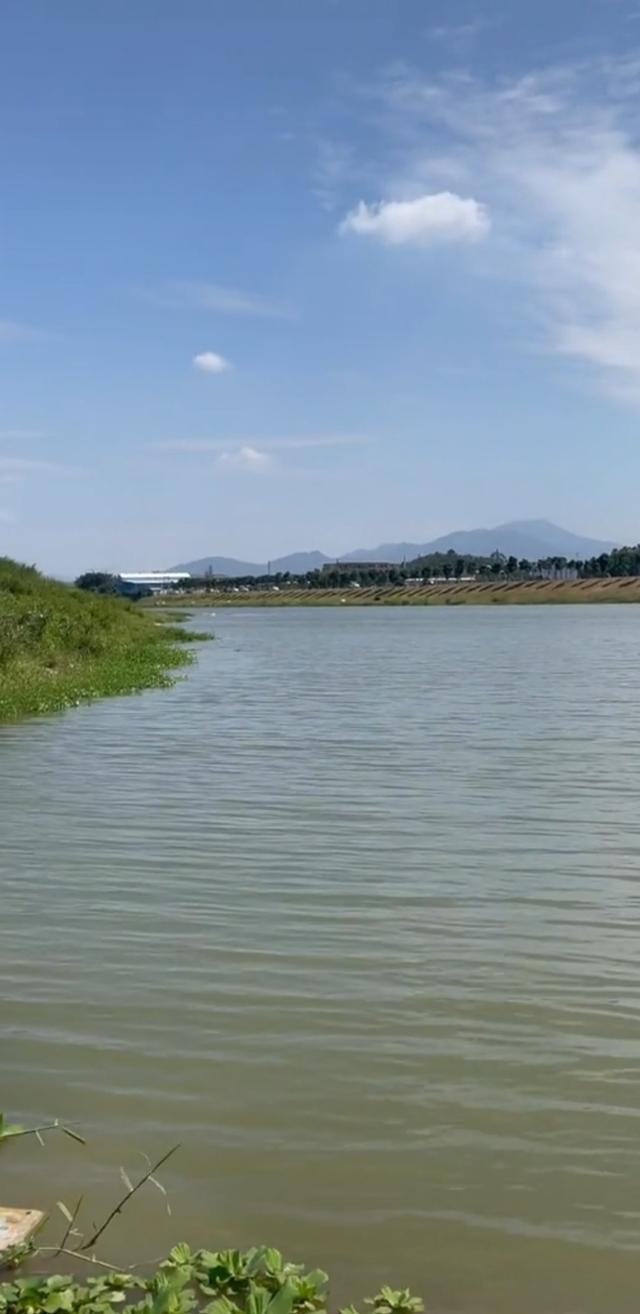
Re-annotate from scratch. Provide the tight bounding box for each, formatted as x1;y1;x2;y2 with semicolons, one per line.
172;520;619;577
172;550;330;577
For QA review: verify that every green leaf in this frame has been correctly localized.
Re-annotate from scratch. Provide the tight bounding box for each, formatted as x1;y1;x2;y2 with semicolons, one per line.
247;1289;271;1314
167;1245;193;1268
304;1271;328;1289
43;1291;75;1312
205;1298;237;1314
0;1122;25;1140
265;1279;296;1314
262;1250;283;1276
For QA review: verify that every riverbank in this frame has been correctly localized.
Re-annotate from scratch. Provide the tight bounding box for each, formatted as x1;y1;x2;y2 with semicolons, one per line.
0;559;200;723
150;575;640;608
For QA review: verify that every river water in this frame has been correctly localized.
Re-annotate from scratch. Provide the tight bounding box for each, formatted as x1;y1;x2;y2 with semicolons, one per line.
2;606;640;1312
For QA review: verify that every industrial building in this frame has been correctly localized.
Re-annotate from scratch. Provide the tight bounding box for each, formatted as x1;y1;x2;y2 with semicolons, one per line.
117;571;191;596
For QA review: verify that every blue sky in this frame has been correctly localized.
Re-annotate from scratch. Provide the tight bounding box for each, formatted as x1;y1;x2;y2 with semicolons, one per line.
2;0;640;573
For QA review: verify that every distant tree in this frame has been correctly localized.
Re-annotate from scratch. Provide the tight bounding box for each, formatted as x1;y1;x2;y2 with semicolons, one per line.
506;555;518;576
442;562;452;580
518;558;531;574
75;571;118;595
454;557;465;578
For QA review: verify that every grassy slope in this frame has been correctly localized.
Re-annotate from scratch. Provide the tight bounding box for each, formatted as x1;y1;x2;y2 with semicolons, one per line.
0;559;197;722
150;576;640;608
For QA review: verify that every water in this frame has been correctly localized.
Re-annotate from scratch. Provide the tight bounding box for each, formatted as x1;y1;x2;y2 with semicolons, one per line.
2;605;640;1313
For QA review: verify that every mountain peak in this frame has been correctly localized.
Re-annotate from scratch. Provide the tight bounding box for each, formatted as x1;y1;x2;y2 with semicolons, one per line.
173;520;619;577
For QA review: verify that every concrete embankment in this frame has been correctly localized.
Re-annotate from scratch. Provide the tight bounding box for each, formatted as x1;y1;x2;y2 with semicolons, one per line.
153;577;640;608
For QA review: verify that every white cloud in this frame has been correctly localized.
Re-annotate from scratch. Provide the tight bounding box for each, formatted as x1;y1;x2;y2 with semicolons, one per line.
339;192;490;246
0;320;38;342
358;56;640;402
193;351;231;375
217;445;271;472
0;456;64;490
0;457;57;478
0;429;48;440
147;282;295;320
426;19;492;45
0;507;15;522
313;140;358;210
157;433;369;454
268;434;369;450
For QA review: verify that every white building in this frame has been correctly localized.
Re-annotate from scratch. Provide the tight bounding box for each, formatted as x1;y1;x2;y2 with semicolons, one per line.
118;571;191;595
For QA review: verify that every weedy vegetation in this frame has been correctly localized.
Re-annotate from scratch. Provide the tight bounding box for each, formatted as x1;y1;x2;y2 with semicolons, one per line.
0;560;206;723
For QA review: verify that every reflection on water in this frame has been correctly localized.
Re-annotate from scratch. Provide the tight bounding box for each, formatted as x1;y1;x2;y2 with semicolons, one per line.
2;606;640;1313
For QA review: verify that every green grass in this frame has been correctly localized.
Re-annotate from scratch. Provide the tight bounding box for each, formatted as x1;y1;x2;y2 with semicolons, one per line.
0;558;201;723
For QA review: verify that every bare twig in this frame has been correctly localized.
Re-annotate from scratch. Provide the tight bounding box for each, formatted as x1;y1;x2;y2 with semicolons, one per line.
81;1145;180;1252
2;1121;86;1145
36;1247;123;1272
56;1196;84;1256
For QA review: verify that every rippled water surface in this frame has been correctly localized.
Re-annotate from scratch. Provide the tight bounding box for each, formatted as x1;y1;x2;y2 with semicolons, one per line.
3;606;640;1312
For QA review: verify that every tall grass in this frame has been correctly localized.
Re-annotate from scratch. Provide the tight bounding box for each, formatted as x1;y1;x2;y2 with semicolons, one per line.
0;558;197;722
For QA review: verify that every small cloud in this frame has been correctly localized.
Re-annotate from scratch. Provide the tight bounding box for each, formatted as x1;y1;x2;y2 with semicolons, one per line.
193;351;231;375
427;19;490;41
313;139;357;210
0;320;40;342
0;457;58;476
340;192;490;246
0;507;15;523
155;433;370;454
217;445;272;472
269;434;369;451
0;456;63;485
146;281;295;320
0;428;48;440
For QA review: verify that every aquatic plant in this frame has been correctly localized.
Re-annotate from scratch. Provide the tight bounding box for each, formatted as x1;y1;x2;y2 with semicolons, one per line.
0;1249;423;1314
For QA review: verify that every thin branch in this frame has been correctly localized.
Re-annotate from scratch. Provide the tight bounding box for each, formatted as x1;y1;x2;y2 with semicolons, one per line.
1;1122;62;1141
1;1122;86;1145
81;1145;180;1252
36;1248;123;1273
56;1196;84;1256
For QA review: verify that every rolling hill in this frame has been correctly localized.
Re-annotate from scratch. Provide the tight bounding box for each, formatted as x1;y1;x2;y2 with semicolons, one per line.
173;520;618;576
346;520;618;564
171;550;331;577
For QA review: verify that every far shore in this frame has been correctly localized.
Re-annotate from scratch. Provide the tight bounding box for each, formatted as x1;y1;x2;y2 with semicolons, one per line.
148;576;640;608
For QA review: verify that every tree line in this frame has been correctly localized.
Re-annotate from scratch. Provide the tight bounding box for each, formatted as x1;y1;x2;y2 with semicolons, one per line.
74;544;640;596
